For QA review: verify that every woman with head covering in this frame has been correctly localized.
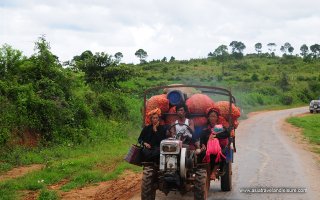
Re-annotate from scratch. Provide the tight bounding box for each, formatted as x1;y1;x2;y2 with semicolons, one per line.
138;108;168;163
198;106;230;180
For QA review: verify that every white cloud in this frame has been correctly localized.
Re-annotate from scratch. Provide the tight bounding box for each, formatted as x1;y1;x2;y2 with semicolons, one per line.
0;0;320;63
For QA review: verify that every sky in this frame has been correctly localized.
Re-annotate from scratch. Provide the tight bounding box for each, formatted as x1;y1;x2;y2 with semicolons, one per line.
1;0;320;63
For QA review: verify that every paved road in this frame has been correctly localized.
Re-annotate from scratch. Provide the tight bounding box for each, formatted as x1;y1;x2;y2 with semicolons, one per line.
131;107;320;200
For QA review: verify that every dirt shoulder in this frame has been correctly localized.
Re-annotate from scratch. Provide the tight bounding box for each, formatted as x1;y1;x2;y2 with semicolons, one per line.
60;170;141;200
0;164;44;182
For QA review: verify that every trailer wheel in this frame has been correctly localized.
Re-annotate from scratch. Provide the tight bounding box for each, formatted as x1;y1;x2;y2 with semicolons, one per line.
221;162;232;191
141;166;156;200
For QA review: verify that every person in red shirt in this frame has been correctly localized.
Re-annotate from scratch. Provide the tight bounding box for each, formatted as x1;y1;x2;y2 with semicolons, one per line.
199;107;230;180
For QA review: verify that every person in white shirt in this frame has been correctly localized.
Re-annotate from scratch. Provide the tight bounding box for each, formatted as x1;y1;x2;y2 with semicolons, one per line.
168;104;201;152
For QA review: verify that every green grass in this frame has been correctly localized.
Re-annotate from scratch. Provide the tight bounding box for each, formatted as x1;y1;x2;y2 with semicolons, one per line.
38;189;59;200
0;116;142;200
287;114;320;145
0;137;142;199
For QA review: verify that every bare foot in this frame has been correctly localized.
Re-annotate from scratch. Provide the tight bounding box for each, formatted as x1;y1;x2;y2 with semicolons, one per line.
210;172;216;180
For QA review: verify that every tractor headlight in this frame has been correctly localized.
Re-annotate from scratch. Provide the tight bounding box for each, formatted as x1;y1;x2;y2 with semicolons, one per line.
160;139;181;154
162;144;177;153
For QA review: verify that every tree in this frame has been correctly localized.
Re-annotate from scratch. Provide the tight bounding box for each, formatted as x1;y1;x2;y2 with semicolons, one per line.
288;46;294;55
267;43;277;56
114;52;123;64
254;43;262;54
208;52;214;57
161;57;167;62
229;41;246;58
169;56;175;62
73;51;115;83
280;42;293;55
213;45;229;74
300;44;309;57
213;45;228;57
310;44;320;59
72;50;132;88
0;44;24;79
33;36;60;68
135;49;148;63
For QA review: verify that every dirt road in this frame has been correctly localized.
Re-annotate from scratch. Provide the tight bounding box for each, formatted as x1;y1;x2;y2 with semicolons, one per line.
131;107;320;200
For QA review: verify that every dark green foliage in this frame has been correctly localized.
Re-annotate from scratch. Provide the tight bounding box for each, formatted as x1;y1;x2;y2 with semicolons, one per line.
308;81;320;93
1;38;319;148
297;88;313;103
251;73;259;81
0;37;92;146
278;73;290;92
231;63;248;70
162;66;169;73
280;94;293;105
72;51;135;90
255;87;278;96
263;75;270;80
97;92;129;119
0;44;25;79
135;49;148;63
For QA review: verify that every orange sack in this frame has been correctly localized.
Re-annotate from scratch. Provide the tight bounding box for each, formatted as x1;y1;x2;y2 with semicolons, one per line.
165;106;177;125
215;101;241;120
186;94;215;114
193;117;207;127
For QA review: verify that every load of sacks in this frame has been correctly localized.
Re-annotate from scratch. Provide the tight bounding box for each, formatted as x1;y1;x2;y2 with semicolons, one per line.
144;92;241;137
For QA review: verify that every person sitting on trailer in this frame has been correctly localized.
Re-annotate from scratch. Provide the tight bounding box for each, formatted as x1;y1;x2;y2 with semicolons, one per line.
199;106;230;180
138;108;168;163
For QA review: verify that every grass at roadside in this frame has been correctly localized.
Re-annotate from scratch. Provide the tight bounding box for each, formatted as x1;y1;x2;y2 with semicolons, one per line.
0;138;142;199
0;120;142;200
287;114;320;154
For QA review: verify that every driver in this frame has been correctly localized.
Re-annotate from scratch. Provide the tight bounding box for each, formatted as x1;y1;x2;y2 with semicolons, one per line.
169;104;200;150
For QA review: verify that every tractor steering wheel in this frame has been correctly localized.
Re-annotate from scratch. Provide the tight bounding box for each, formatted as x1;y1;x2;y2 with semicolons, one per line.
168;122;194;140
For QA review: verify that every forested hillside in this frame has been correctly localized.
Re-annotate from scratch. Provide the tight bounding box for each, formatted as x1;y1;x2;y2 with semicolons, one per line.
0;37;319;199
0;36;319;164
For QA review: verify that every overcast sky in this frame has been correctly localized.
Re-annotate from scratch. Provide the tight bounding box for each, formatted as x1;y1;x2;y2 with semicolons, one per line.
1;0;320;63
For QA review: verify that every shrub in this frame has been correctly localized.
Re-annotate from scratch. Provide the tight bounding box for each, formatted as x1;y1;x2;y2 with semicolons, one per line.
251;73;259;81
280;94;293;105
297;76;305;81
263;76;270;80
97;92;129;119
256;87;278;96
297;88;312;103
308;81;320;93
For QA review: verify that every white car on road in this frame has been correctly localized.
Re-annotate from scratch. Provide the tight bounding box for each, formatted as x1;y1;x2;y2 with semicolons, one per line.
309;100;320;113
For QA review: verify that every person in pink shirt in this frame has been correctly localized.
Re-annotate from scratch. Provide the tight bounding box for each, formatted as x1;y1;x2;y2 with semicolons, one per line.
198;107;230;180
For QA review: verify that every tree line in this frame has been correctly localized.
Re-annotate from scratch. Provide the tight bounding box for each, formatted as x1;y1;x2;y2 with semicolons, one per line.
208;41;320;62
114;41;320;64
